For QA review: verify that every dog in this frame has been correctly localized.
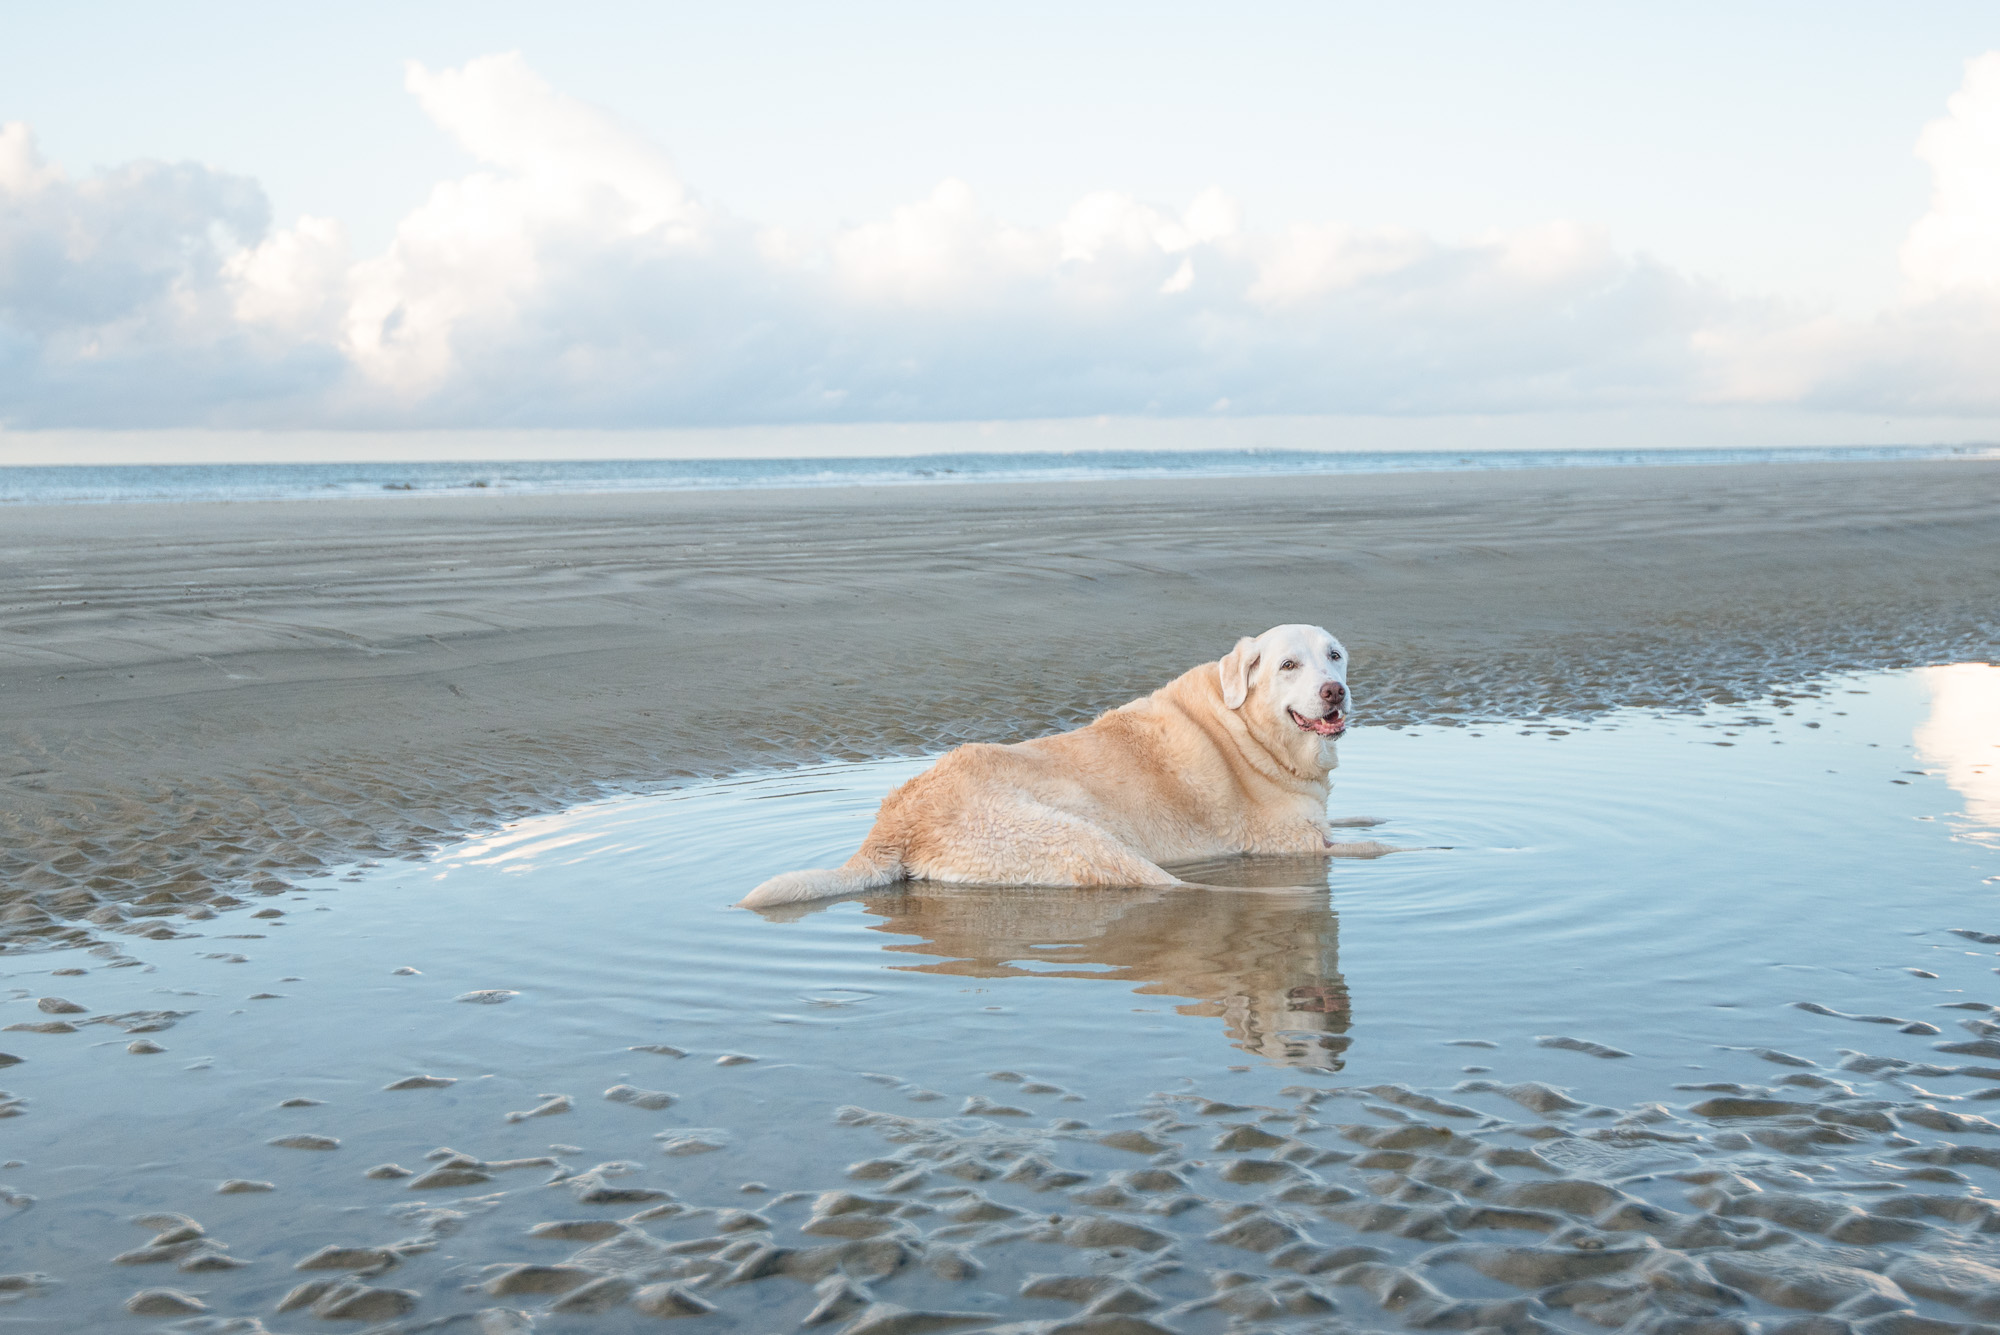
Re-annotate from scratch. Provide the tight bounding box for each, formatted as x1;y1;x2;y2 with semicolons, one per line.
738;624;1392;908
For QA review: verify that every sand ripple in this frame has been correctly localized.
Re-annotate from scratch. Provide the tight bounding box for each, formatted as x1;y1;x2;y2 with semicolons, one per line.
53;1055;2000;1331
4;463;1997;950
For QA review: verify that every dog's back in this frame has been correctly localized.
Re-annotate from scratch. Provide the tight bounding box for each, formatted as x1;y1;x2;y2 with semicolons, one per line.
738;627;1366;909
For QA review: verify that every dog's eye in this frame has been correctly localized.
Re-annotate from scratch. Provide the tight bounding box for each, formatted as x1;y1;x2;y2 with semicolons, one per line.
1328;649;1342;662
1280;660;1298;671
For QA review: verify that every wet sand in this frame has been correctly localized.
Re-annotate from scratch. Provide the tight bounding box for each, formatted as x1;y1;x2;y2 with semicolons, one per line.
4;679;2000;1333
0;456;1994;1332
3;459;1999;947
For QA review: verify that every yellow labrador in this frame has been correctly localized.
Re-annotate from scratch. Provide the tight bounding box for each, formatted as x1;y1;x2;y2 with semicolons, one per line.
740;624;1391;908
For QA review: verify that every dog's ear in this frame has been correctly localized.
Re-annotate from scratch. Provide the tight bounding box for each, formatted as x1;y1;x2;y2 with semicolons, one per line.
1218;636;1260;710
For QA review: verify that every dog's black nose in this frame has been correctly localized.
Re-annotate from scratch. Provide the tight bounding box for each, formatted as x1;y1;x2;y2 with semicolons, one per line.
1321;681;1345;706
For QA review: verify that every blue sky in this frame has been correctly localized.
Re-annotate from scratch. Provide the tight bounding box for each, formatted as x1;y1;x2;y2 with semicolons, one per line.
5;2;2000;438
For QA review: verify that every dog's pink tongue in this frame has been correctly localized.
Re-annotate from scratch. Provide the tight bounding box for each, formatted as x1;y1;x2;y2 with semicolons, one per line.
1308;715;1342;735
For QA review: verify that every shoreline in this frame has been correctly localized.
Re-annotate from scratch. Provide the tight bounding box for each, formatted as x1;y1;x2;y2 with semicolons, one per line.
4;458;1998;950
4;441;1996;508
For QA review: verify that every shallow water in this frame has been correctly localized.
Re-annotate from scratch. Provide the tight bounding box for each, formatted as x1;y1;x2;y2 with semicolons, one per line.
5;444;1996;505
3;664;1999;1332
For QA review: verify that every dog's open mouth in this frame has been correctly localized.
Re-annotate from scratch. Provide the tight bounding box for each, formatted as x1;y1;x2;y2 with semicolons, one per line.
1289;707;1347;737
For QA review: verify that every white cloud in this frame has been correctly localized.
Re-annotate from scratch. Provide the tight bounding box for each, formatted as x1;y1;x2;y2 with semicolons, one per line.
225;215;349;335
0;120;341;425
0;120;263;337
828;178;1049;306
1250;224;1431;307
339;52;713;395
1692;52;2000;416
405;54;697;237
1903;51;2000;300
0;122;59;195
6;50;2000;428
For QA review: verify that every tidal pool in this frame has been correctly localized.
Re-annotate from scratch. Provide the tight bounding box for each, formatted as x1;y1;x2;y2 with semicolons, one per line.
2;665;1997;1333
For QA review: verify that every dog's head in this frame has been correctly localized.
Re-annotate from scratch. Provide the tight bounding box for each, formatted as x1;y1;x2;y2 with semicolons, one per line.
1218;623;1350;772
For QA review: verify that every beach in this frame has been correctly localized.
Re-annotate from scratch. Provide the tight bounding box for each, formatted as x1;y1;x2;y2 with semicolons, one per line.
21;8;2000;1326
6;457;2000;1331
4;457;1999;945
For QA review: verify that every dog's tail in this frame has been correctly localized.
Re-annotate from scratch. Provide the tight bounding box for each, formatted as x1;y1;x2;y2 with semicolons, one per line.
738;838;902;909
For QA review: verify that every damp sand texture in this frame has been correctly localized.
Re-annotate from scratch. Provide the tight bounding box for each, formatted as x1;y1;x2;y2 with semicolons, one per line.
2;458;2000;1332
1;671;1999;1331
3;458;1998;940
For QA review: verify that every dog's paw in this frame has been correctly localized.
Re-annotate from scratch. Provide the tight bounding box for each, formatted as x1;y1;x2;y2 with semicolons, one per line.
1326;815;1386;828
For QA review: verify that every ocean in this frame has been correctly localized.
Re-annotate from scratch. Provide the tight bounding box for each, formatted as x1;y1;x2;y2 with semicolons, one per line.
3;442;1994;504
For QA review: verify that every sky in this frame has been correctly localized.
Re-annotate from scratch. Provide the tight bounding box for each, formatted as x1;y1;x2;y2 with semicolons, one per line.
4;2;2000;444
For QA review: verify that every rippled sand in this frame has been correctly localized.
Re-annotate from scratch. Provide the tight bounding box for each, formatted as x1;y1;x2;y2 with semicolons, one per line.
4;459;1999;949
3;669;2000;1331
81;1066;2000;1335
3;461;2000;1331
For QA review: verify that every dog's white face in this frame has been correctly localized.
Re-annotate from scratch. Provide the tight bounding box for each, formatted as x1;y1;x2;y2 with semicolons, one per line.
1218;623;1351;771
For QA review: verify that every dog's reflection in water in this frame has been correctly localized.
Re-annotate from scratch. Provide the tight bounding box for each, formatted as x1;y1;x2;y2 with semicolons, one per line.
858;854;1350;1070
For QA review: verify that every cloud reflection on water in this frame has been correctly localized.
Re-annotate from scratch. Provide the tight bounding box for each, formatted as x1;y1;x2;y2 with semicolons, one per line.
1916;662;2000;848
